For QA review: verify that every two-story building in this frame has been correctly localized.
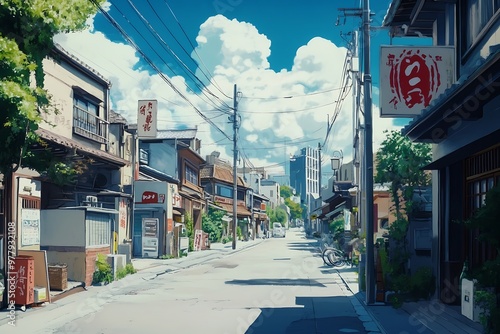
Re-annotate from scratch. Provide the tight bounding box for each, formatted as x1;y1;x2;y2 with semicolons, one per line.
132;127;206;258
383;0;500;307
3;43;131;287
201;153;252;238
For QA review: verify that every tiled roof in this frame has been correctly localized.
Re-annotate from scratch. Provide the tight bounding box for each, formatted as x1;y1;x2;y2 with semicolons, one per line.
109;110;128;124
36;128;129;166
402;50;500;138
201;164;246;186
53;43;111;87
215;202;252;217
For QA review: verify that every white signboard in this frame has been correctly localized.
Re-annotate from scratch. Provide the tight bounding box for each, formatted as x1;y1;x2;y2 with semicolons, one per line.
21;209;40;246
137;100;158;138
380;46;455;117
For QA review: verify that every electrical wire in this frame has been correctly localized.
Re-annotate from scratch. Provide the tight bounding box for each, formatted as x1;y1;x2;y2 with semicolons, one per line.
161;0;231;99
89;0;232;141
239;86;347;100
114;0;232;114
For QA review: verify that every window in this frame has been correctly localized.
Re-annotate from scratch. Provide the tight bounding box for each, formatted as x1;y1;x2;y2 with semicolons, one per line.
185;164;198;185
465;145;500;215
216;184;233;198
464;0;500;51
73;93;107;143
86;212;111;247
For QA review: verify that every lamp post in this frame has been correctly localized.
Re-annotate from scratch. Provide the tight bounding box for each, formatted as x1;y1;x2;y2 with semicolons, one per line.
331;150;344;181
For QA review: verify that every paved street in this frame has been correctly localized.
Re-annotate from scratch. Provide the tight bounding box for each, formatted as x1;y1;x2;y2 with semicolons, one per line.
0;229;381;333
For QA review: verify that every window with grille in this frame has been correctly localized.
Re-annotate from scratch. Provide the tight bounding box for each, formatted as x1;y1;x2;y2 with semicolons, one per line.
73;92;107;143
22;196;41;209
465;145;500;215
186;164;198;185
86;212;111;247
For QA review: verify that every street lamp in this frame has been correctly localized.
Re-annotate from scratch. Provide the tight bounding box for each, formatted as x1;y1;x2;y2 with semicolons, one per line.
331;150;343;180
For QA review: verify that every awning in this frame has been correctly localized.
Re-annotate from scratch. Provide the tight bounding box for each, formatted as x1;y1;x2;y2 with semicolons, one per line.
36;128;128;167
173;209;182;215
325;204;345;220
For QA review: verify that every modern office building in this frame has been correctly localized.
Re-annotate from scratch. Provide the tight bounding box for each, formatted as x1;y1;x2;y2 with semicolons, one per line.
290;147;320;229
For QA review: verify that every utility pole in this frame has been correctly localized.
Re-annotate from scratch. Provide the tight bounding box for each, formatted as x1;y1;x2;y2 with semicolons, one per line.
338;1;375;305
362;0;375;305
232;84;239;250
318;142;321;203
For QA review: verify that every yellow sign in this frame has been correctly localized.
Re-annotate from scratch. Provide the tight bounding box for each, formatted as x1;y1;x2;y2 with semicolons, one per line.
311;214;317;220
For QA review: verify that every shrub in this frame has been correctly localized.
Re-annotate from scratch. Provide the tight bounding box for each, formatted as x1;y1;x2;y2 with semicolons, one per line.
92;254;113;285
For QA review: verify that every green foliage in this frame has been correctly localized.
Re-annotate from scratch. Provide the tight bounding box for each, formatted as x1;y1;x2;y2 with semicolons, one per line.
463;185;500;333
465;185;500;252
475;289;499;334
0;0;104;178
374;130;432;308
284;197;303;220
267;206;287;225
116;263;137;280
160;254;174;260
202;207;225;242
221;235;233;244
184;213;194;252
92;254;113;285
237;225;242;240
280;185;293;199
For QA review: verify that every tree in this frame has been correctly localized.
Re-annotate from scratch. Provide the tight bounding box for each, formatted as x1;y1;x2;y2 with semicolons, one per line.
280;185;293;199
202;207;225;242
284;198;302;220
0;1;106;179
280;185;302;220
0;2;106;291
375;130;432;305
267;206;287;224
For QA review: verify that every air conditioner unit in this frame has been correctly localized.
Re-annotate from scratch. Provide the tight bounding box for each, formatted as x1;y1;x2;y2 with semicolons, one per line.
86;195;98;203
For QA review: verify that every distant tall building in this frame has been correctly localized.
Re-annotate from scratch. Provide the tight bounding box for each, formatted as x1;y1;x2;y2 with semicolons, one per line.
289;147;320;224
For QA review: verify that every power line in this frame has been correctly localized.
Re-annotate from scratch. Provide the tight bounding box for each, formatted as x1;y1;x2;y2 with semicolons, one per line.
89;0;232;141
238;100;338;114
239;86;346;100
114;0;232;114
161;0;231;99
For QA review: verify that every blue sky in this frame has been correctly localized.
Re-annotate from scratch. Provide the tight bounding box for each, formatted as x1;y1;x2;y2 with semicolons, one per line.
55;0;426;182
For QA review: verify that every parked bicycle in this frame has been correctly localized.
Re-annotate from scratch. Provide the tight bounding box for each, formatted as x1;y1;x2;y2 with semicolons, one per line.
322;246;353;267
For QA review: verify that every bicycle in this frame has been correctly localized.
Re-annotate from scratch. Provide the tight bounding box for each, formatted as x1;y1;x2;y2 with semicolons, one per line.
322;246;352;267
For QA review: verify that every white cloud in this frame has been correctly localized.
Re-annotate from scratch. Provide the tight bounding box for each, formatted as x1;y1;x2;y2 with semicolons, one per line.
55;11;401;181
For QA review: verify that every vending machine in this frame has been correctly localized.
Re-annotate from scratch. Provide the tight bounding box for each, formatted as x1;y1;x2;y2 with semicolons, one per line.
142;218;159;258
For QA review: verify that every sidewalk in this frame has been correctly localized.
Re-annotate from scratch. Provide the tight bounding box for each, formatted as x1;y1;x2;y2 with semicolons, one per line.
0;238;264;328
335;266;484;334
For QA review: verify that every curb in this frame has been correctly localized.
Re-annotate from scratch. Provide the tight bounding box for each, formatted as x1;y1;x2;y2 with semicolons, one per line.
335;268;387;334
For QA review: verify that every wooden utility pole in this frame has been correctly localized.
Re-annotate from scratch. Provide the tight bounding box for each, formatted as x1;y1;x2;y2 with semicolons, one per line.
362;0;375;305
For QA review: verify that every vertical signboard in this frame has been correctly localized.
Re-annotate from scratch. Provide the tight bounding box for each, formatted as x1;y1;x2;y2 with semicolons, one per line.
380;46;455;117
137;100;158;138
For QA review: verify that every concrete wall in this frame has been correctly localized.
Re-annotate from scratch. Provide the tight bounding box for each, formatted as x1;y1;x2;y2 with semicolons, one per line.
41;52;107;150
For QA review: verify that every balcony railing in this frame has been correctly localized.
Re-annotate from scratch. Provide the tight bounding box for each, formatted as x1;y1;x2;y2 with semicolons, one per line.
73;105;108;144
